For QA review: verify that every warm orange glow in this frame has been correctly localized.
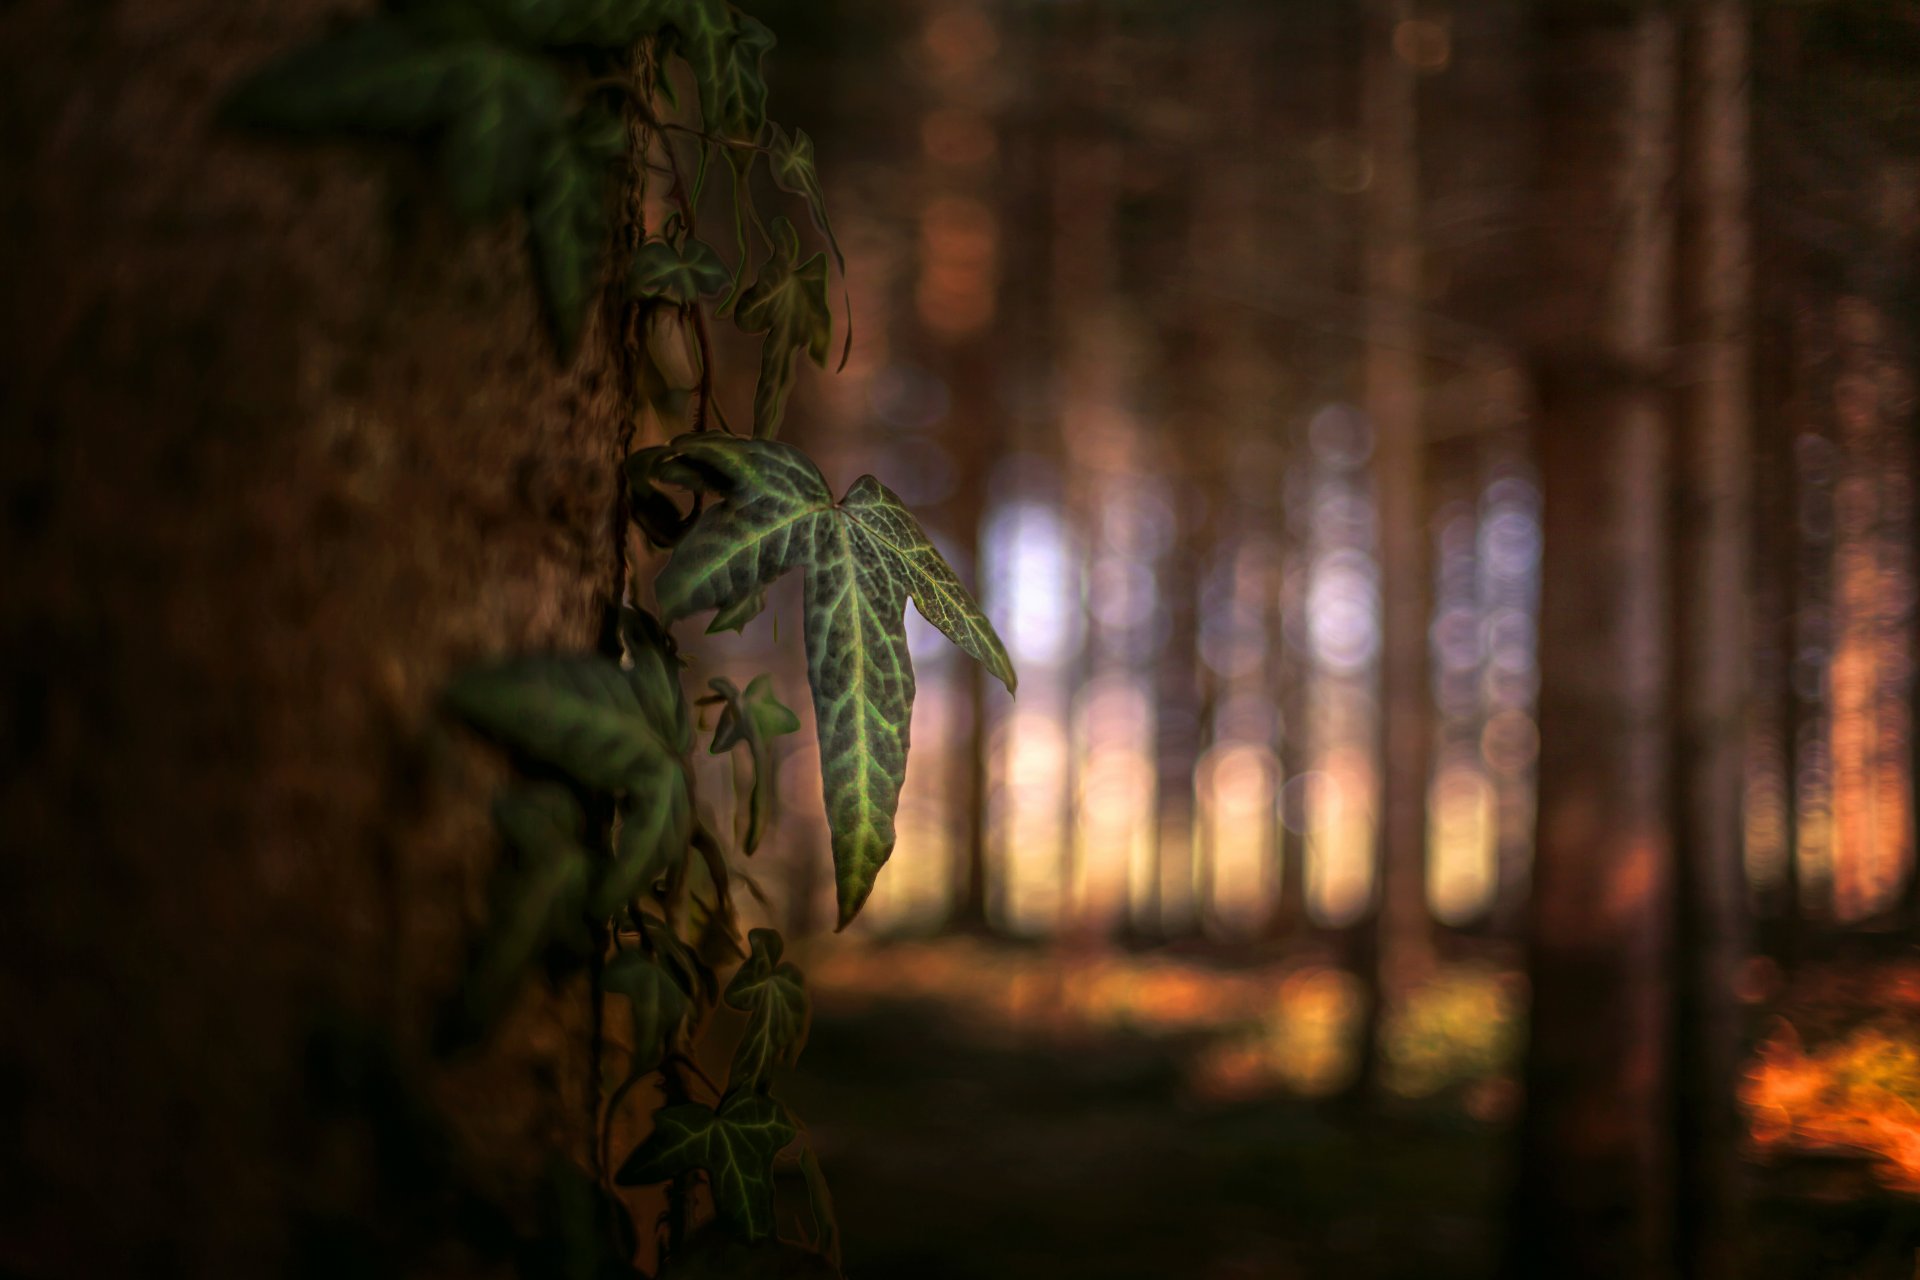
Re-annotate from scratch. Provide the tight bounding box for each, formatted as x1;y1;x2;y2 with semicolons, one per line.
1744;1018;1920;1195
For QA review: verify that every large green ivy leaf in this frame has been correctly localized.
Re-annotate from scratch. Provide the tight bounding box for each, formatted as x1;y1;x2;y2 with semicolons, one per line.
766;125;851;370
445;654;676;792
601;950;690;1078
615;1091;796;1241
703;675;799;853
645;434;1014;926
663;1;774;140
722;928;809;1090
453;784;595;1037
734;218;831;438
628;237;731;307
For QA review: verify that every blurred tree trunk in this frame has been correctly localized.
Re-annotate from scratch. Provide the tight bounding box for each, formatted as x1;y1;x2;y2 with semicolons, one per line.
1349;0;1432;1105
1668;1;1753;1274
1507;4;1680;1278
0;3;636;1272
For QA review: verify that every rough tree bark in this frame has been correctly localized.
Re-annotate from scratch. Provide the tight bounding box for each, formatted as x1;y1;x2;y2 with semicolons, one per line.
0;3;642;1273
1507;3;1680;1277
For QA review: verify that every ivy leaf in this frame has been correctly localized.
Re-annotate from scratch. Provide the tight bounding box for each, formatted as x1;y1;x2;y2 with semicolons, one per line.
664;1;774;140
619;606;694;754
735;218;831;438
438;52;569;220
601;950;690;1078
451;784;594;1039
445;654;676;793
648;434;1015;926
527;116;617;357
628;237;731;307
705;675;798;853
615;1091;797;1241
722;928;809;1090
766;125;852;370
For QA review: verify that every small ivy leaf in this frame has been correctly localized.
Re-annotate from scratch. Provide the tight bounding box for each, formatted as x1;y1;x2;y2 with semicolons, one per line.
445;654;676;794
615;1091;796;1241
619;605;694;754
734;218;831;438
628;238;731;307
667;1;774;140
436;51;569;221
797;1142;841;1269
707;675;799;853
765;124;852;370
706;590;767;636
527;114;617;357
221;19;472;135
635;909;718;1006
601;950;690;1078
722;928;809;1090
650;434;1015;927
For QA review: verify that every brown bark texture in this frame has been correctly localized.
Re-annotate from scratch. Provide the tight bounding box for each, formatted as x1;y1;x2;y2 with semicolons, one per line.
0;2;637;1274
1509;3;1679;1278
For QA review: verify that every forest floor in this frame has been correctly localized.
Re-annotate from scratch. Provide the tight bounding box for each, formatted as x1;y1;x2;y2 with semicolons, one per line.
779;939;1920;1280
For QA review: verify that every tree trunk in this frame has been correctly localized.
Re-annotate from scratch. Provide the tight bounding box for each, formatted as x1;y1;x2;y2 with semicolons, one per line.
1350;0;1432;1105
0;3;637;1274
1668;1;1753;1274
1508;4;1679;1278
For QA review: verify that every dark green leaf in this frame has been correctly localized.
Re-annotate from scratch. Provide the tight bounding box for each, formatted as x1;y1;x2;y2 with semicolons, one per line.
650;434;1015;926
437;52;569;220
456;784;594;1033
706;674;798;852
722;928;808;1089
595;763;692;915
619;605;694;753
734;218;831;438
445;654;675;792
628;237;731;306
527;117;616;356
614;1091;796;1240
766;125;851;369
601;950;690;1077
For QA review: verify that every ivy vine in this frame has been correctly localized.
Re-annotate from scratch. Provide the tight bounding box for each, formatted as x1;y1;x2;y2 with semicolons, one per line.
228;1;1013;1274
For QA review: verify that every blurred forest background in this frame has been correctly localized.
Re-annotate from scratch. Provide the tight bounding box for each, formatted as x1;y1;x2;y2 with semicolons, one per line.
4;0;1920;1278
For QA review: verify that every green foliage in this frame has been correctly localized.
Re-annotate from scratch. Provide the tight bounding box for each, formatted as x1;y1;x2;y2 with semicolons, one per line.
602;950;691;1078
702;675;799;853
734;219;832;438
629;238;732;307
643;432;1014;925
723;928;810;1089
234;3;1006;1270
615;1091;797;1240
